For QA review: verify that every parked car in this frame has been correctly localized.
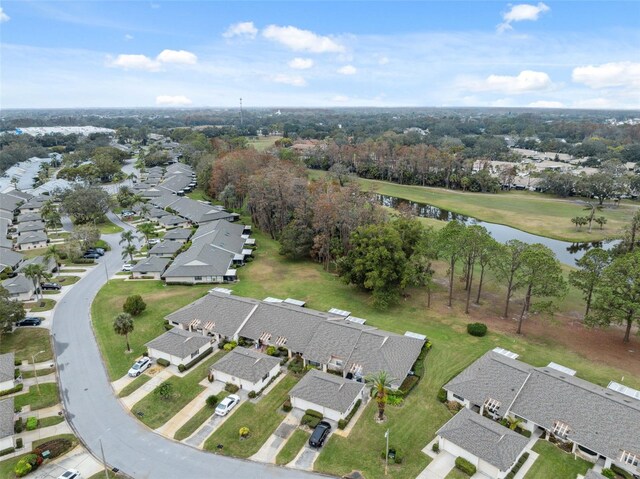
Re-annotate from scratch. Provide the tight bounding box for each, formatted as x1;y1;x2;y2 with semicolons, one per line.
86;248;104;256
121;210;135;217
122;263;133;272
148;238;161;245
83;252;100;259
215;394;240;416
16;317;42;327
308;421;332;448
128;357;151;377
58;469;82;479
41;282;61;290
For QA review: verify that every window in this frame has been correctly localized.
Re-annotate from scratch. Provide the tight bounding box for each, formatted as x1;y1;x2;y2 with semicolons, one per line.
621;451;639;467
484;398;501;414
262;373;269;381
552;420;570;438
190;350;199;359
194;276;202;281
453;394;465;402
308;360;321;369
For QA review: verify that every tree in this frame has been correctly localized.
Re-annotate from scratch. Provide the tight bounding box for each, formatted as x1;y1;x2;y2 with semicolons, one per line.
576;173;618;206
476;236;500;305
621;211;640;253
123;295;146;316
70;225;100;252
22;263;51;301
515;244;567;334
404;230;436;307
365;370;394;421
0;286;25;339
436;221;467;307
120;230;135;247
569;248;610;316
587;251;640;342
494;240;528;319
461;225;492;314
121;244;136;264
113;312;134;352
60;185;113;224
44;245;61;268
594;216;607;230
136;222;156;247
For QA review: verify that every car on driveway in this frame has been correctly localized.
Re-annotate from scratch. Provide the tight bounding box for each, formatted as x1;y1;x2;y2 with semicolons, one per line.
86;248;104;256
215;394;240;416
41;282;61;290
308;421;331;448
122;263;133;272
16;317;43;327
83;252;100;259
128;357;151;377
148;238;161;245
58;469;82;479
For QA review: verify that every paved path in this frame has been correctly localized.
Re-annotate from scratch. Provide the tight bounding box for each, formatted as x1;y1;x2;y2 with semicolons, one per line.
120;369;173;409
155;389;209;438
291;445;321;471
250;411;301;463
52;212;321;478
183;406;234;448
416;450;456;479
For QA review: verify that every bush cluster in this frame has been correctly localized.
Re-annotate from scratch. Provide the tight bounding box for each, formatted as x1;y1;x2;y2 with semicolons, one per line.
337;399;362;430
223;341;238;351
206;395;219;408
25;417;38;431
380;447;403;464
301;414;322;429
437;388;448;403
225;383;240;394
14;417;23;433
287;356;304;374
467;322;488;337
156;358;170;367
505;452;529;479
123;294;146;316
0;383;24;397
432;442;439;453
16;438;23;449
455;456;477;476
601;469;615;479
282;399;292;412
248;391;257;399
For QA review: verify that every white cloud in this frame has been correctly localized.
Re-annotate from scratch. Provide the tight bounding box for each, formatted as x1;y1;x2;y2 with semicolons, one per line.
108;54;161;71
223;21;258;39
124;34;134;41
156;95;192;106
528;100;564;108
288;57;314;70
331;95;349;103
498;3;550;32
263;25;345;53
156;49;197;64
0;7;10;23
572;61;640;89
469;70;552;94
378;56;389;65
337;65;357;75
272;74;307;87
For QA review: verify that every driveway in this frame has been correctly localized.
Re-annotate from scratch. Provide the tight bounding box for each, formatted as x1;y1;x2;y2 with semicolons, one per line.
52;212;322;478
416;450;456;479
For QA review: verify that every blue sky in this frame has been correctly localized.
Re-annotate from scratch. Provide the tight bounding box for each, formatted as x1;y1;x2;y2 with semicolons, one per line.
1;1;639;109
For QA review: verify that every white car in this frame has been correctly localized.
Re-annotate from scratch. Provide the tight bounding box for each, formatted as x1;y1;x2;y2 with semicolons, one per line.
148;238;161;245
122;263;133;272
128;357;151;377
215;394;240;416
58;470;82;479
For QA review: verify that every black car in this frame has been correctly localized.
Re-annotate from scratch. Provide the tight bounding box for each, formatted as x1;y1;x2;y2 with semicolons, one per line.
41;282;61;290
86;248;104;256
16;317;42;327
83;252;100;259
308;421;331;448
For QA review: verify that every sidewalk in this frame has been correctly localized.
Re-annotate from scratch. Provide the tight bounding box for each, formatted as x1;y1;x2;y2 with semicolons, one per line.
19;404;63;420
30;444;104;479
23;373;57;388
121;369;173;409
249;410;301;463
20;361;56;371
155;389;210;437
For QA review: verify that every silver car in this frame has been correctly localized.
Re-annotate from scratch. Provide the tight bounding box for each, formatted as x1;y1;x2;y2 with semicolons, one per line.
215;394;240;416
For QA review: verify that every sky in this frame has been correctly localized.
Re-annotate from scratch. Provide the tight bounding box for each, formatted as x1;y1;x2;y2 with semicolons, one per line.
1;1;639;109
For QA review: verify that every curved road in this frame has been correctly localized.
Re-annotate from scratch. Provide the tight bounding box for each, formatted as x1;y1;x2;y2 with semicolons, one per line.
52;213;318;478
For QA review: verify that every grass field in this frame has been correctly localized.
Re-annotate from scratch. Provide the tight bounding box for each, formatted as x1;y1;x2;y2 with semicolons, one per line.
21;366;55;379
91;280;211;380
204;374;299;458
97;219;124;234
14;383;59;411
275;428;310;465
36;415;65;428
131;355;217;429
117;374;151;398
524;441;591;479
248;136;281;152
445;468;472;479
173;399;224;441
0;328;52;363
24;298;56;312
308;170;638;242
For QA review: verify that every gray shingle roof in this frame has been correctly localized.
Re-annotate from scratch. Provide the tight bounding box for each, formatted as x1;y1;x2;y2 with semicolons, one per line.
0;249;24;269
16;221;45;234
303;320;369;365
16;255;56;274
158;174;191;193
165;291;259;338
211;347;280;384
289;369;364;414
148;241;182;255
444;351;532;415
147;207;169;219
163;228;192;241
150;193;179;209
1;275;33;294
17;212;42;223
0;352;15;383
0;192;25;212
158;214;187;227
584;471;607;479
131;256;170;273
146;328;212;359
16;231;47;245
0;398;14;439
437;408;529;471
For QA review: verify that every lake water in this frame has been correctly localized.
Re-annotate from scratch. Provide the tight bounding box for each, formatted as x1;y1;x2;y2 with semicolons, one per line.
375;194;617;266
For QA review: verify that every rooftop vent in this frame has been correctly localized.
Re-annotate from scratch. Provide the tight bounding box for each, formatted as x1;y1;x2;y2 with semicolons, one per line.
607;381;640;401
346;316;367;325
263;297;283;303
328;308;351;317
404;331;427;340
284;298;306;307
492;347;519;359
210;287;233;295
547;362;577;376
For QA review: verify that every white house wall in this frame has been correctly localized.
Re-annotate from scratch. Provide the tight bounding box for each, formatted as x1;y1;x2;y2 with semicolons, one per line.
0;379;15;391
132;271;162;280
0;434;13;450
213;363;279;393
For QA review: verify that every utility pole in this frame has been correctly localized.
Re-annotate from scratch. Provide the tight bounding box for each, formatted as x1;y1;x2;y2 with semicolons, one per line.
385;429;389;475
239;97;243;128
100;439;109;479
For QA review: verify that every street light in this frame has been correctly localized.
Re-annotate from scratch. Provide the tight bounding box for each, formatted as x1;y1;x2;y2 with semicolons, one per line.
32;350;46;395
385;429;389;476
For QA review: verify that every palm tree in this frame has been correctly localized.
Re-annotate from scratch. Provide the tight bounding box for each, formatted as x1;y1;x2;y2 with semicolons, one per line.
113;312;134;352
122;244;136;264
119;230;135;247
139;203;150;219
365;371;394;421
44;245;61;268
136;222;155;247
23;264;51;300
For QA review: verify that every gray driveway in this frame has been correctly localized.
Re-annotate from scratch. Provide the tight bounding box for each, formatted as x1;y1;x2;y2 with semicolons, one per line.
52;212;321;478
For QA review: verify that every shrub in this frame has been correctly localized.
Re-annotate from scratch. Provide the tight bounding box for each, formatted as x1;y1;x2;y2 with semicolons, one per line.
305;409;323;419
206;395;219;408
123;294;147;316
437;388;448;403
178;364;186;372
163;322;174;331
14;358;22;366
399;375;420;397
506;472;515;479
601;469;615;479
14;417;23;433
611;465;634;479
16;438;23;449
432;442;439;453
156;358;170;367
0;447;15;456
223;341;238;352
282;399;292;412
15;368;21;379
207;372;214;383
248;391;257;399
25;417;38;431
337;399;361;430
287;356;304;374
225;383;239;394
0;383;24;397
301;414;321;428
34;437;73;459
266;346;277;356
455;456;477;476
239;427;250;438
467;322;488;337
15;456;34;477
155;382;173;401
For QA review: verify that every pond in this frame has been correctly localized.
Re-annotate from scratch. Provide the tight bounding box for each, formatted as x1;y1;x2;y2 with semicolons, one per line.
375;194;617;266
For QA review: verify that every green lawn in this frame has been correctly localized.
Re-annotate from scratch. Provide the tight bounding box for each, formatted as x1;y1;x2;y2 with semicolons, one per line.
58;268;87;273
0;434;77;478
525;441;591;479
88;471;123;479
445;468;472;479
173;401;220;441
20;248;49;259
0;328;53;364
24;298;56;312
36;415;65;428
131;355;217;430
308;170;638;242
97;219;124;234
14;383;60;411
186;188;211;202
204;374;299;458
91;280;211;380
275;428;310;465
55;275;80;286
21;366;56;379
249;136;281;152
117;374;151;398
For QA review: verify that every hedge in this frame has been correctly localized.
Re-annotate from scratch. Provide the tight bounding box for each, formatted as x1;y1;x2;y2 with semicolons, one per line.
601;469;615;479
16;438;23;449
0;383;24;397
26;417;38;431
611;465;634;479
305;409;323;419
179;347;213;372
338;399;362;429
467;322;488;337
455;456;477;476
0;447;15;456
398;375;420;397
14;417;23;433
507;451;530;478
156;358;170;367
225;383;240;394
301;414;322;428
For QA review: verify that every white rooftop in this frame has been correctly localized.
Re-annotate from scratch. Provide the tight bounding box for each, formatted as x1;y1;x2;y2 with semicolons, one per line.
263;297;283;303
346;316;367;325
210;287;233;295
547;362;577;376
284;298;306;307
328;308;351;317
405;331;426;340
492;347;519;359
607;381;640;401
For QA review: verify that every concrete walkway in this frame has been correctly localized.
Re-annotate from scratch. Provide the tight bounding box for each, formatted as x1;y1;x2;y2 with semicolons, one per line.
121;369;173;409
23;372;57;388
1;421;76;459
19;404;63;420
249;410;302;463
290;444;321;471
183;405;236;449
20;361;56;371
155;389;210;438
416;450;456;479
29;445;104;479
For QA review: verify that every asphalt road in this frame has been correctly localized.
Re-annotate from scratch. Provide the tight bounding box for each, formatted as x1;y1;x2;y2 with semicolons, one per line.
52;213;320;479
